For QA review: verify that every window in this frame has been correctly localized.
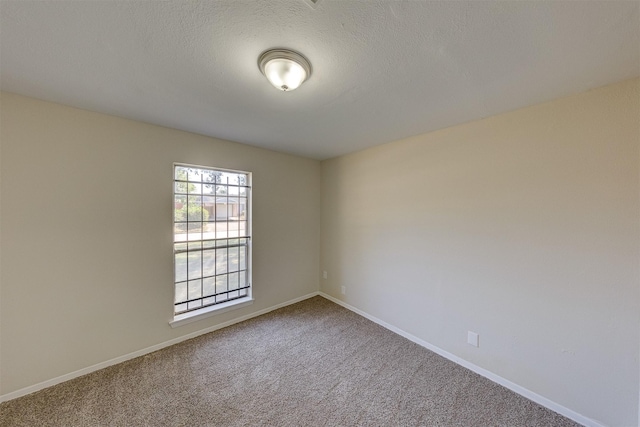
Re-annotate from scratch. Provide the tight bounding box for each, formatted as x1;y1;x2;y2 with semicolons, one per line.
173;164;251;319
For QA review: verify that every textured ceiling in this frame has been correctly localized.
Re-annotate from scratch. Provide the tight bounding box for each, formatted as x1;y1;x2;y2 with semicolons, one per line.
1;1;638;160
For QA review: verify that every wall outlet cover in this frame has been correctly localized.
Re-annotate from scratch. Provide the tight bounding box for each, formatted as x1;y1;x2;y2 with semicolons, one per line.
467;331;479;347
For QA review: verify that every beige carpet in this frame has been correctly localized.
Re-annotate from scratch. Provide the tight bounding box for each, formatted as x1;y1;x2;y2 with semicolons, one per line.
1;296;581;426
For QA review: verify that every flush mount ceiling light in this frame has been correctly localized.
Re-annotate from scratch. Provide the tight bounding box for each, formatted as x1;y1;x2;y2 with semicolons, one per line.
258;49;312;92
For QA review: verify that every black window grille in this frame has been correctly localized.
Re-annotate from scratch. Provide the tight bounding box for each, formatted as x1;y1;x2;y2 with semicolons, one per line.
173;165;251;314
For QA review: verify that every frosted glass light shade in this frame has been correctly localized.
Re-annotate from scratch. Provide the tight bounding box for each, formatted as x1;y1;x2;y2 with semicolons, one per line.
258;49;312;92
264;58;306;91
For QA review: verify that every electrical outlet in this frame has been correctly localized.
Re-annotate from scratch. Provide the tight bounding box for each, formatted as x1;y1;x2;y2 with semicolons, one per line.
467;331;479;347
341;285;346;295
322;271;327;280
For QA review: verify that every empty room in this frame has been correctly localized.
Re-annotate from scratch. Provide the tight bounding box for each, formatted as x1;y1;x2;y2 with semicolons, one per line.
0;1;638;426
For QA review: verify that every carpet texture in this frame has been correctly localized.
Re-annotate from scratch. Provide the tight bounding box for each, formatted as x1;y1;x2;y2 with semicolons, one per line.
1;296;581;426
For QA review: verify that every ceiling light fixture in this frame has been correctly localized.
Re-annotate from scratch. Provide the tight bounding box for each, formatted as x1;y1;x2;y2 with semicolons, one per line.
258;49;312;92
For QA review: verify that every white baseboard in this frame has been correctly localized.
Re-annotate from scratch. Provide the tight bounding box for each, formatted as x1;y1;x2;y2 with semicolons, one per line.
318;292;606;427
0;291;320;403
0;290;609;427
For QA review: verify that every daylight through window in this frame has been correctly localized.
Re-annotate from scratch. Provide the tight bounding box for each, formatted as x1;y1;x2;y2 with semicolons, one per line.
173;164;251;315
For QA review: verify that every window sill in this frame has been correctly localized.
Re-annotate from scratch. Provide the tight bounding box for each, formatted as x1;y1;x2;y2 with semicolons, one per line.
169;297;254;328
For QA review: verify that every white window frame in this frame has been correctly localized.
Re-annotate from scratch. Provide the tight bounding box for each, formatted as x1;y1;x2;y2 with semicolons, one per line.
170;163;253;328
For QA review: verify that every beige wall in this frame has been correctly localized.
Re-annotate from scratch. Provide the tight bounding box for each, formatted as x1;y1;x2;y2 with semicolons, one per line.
0;92;321;395
320;78;640;426
2;79;639;426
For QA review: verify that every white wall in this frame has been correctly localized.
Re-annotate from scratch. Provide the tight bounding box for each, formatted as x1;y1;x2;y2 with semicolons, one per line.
320;78;640;427
0;92;321;396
